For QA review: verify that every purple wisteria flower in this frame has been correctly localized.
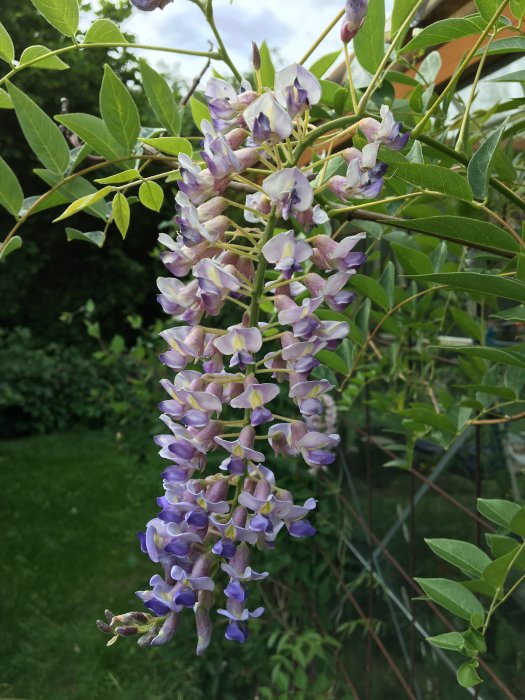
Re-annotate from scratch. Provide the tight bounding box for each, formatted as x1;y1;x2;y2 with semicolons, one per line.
131;0;172;10
340;0;368;43
99;55;406;654
205;78;258;132
262;230;313;279
243;92;293;144
274;63;322;117
262;167;314;220
359;105;410;151
328;143;388;200
213;325;263;368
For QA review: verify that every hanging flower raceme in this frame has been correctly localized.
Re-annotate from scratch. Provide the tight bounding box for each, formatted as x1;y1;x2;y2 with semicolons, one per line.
98;58;406;654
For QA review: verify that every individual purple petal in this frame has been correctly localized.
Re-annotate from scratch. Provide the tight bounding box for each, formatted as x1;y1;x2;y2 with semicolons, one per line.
288;520;317;538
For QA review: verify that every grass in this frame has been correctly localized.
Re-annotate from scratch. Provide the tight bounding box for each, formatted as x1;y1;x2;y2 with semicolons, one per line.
0;430;340;700
0;431;250;700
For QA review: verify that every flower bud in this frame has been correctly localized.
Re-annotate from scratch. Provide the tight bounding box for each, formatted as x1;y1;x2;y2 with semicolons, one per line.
131;0;172;10
252;42;261;72
340;0;368;44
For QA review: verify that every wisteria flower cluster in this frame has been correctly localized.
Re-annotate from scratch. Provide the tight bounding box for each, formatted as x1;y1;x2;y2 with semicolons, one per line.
98;5;408;653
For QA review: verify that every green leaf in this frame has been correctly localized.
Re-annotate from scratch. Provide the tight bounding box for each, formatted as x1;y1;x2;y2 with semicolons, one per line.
112;192;130;239
0;156;24;218
55;113;128;163
0;88;13;109
65;227;105;247
7;81;69;175
139;181;164;212
475;0;500;21
30;0;79;37
54;186;113;221
0;235;22;260
20;45;69;71
509;506;525;536
481;37;525;56
308;51;341;79
483;549;518;587
391;0;419;39
450;307;483;343
409;273;525;304
391;242;433;276
259;40;275;88
140;59;180;136
0;21;15;64
491;69;525;83
510;0;525;19
100;64;140;151
492;305;525;322
84;19;127;44
316;350;347;375
468;119;508;200
438;346;525;370
139;136;192;157
457;661;482;689
401;16;486;53
392;163;473;202
426;631;465;652
189;97;211;133
354;0;385;74
486;535;525;569
425;539;491;579
478;498;521;528
350;274;390;311
392;217;519;257
415;578;485;622
95;169;140;185
379;261;395;309
35;168;108;220
400;408;457;433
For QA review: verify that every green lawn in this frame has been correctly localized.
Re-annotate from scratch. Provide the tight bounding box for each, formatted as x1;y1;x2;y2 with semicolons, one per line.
0;431;265;700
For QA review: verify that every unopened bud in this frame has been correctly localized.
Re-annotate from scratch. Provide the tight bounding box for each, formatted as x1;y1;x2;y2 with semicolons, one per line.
252;42;261;72
96;620;112;634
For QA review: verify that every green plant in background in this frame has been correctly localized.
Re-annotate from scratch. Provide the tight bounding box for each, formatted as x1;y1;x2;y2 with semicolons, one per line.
1;0;525;694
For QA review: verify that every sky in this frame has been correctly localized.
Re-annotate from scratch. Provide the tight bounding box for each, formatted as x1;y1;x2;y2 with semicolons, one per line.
105;0;394;81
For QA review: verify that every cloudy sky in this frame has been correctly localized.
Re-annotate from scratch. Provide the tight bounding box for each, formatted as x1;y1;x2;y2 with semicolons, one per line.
106;0;394;81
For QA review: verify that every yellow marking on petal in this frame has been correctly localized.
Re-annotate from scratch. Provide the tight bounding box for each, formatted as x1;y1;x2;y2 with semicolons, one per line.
282;241;294;258
225;523;236;539
232;333;244;351
232;445;243;457
250;389;263;408
188;396;201;410
260;501;272;515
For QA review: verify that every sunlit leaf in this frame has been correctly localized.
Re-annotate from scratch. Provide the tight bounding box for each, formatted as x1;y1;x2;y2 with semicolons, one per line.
84;19;127;44
30;0;79;37
139;136;192;157
20;45;69;71
354;0;385;74
0;21;15;64
138;181;164;212
140;59;180;136
7;81;69;174
112;192;130;239
100;64;140;151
